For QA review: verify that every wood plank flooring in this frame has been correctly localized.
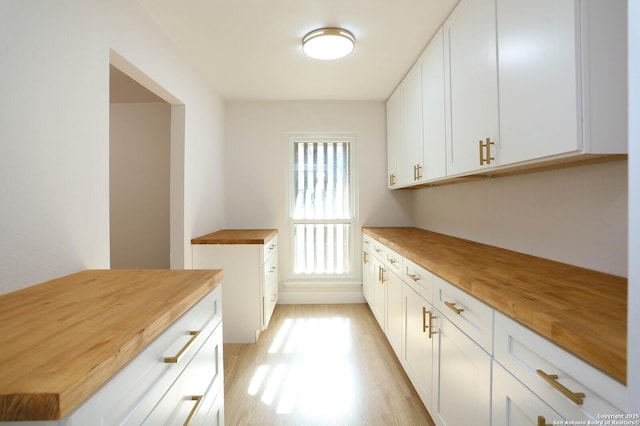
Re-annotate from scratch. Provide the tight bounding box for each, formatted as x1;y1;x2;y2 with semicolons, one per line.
224;304;435;426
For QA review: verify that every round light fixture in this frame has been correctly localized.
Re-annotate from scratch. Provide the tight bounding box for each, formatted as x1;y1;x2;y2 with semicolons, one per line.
302;28;355;60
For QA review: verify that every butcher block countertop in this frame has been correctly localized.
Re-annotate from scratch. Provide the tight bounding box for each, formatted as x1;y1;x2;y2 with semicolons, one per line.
0;269;223;421
363;227;627;384
191;229;278;245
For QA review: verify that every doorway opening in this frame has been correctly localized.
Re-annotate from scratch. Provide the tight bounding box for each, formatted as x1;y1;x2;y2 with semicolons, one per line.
109;51;185;269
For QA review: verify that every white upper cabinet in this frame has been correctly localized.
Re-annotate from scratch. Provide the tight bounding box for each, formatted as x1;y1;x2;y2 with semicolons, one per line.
401;65;424;185
444;0;499;176
386;86;402;188
497;0;627;165
420;28;447;182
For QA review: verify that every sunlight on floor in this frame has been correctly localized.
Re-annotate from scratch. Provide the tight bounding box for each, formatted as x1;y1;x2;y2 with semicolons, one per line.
248;316;356;420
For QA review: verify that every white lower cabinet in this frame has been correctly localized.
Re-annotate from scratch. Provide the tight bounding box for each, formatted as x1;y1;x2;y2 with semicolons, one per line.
493;361;562;426
192;236;278;343
362;249;374;304
363;233;627;426
403;280;437;412
385;267;403;359
494;311;627;420
4;286;225;426
433;311;492;426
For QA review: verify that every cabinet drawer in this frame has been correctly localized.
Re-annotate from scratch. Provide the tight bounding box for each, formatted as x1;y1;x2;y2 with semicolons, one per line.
494;311;627;420
141;321;223;425
402;258;434;304
263;236;278;263
434;275;493;353
108;286;222;425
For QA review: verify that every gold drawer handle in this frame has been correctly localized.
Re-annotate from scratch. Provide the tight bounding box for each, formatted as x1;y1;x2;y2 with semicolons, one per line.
164;331;201;363
363;251;368;264
536;369;585;405
183;395;203;426
269;266;277;273
268;244;276;250
388;257;398;264
538;416;552;426
408;273;420;282
271;293;277;302
444;301;464;315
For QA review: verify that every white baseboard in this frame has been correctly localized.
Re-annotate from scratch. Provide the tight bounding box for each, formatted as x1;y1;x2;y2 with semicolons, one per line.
277;290;366;304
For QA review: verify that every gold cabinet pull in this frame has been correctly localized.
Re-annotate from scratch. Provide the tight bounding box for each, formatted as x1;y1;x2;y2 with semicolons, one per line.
422;307;428;333
408;273;420;282
427;310;436;339
380;267;386;283
444;301;464;315
270;293;277;302
416;164;422;180
413;165;418;181
479;137;495;165
389;174;396;186
536;369;585;405
183;395;203;426
268;244;276;250
388;256;398;264
363;251;368;264
164;331;201;363
538;416;552;426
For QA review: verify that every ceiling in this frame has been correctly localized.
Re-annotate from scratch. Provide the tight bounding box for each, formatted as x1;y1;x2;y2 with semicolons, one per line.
136;0;459;101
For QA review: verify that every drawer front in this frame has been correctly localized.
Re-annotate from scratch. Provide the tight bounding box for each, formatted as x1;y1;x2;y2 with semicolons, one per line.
383;245;402;276
111;286;222;425
362;234;374;252
494;311;627;419
402;258;434;304
141;321;223;425
434;275;493;353
263;236;278;263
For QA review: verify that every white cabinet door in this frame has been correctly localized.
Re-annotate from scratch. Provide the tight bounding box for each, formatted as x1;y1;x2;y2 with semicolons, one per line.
385;268;403;359
386;87;402;188
421;27;446;182
401;65;424;185
371;258;386;329
497;0;580;165
362;249;374;304
444;0;499;176
433;312;491;426
403;283;436;412
493;361;563;426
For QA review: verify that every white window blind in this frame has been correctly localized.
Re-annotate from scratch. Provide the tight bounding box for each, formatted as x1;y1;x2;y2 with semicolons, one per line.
291;137;354;275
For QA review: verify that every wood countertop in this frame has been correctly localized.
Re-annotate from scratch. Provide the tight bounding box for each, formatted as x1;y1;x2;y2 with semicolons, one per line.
191;229;278;245
363;227;627;384
0;269;223;421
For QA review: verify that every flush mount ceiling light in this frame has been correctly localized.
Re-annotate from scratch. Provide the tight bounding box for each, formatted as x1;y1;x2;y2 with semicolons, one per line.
302;28;355;60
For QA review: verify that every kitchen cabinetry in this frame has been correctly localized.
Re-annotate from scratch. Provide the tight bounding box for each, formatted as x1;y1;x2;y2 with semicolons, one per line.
493;361;562;426
494;311;626;421
444;0;499;176
362;247;374;304
386;87;402;188
387;0;626;188
192;229;278;343
497;0;627;165
0;270;224;424
400;65;424;185
433;310;492;426
402;259;437;412
361;228;628;426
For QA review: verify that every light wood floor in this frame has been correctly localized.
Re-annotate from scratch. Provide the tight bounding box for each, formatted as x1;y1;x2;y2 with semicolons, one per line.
223;304;435;426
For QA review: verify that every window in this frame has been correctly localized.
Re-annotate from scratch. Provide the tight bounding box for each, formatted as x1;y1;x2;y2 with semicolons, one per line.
289;134;356;277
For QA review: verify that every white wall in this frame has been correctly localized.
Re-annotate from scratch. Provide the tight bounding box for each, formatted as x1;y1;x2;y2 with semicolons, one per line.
0;0;225;295
412;160;628;276
627;0;639;410
224;100;412;302
110;102;171;269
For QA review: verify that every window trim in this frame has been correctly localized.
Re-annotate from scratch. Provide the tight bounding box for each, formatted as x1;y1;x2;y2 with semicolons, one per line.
286;133;358;282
